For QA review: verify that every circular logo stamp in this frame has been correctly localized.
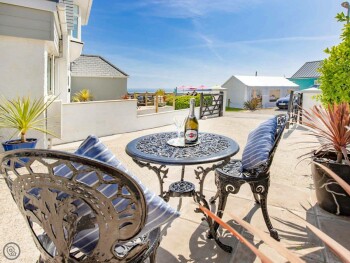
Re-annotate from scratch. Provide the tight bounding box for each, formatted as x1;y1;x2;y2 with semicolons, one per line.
3;242;20;260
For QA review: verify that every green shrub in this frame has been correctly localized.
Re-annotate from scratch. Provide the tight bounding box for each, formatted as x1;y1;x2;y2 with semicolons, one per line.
165;94;213;109
200;94;214;106
319;13;350;104
243;98;260;111
165;94;175;106
174;95;200;110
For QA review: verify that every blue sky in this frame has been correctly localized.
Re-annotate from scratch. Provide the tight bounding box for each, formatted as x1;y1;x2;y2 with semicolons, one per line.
82;0;345;91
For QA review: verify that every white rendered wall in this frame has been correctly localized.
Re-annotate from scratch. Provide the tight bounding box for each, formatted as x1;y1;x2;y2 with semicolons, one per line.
301;90;322;111
71;77;127;101
52;100;200;145
222;77;246;108
55;34;71;103
0;35;48;149
0;36;47;98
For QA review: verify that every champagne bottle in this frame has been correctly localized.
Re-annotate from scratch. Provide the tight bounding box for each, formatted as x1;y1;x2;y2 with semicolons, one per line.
184;98;199;144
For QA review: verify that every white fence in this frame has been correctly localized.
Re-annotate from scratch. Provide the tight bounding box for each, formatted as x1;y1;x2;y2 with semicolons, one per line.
52;99;199;145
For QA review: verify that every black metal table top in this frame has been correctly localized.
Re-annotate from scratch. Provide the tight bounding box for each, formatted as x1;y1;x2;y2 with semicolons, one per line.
125;132;239;165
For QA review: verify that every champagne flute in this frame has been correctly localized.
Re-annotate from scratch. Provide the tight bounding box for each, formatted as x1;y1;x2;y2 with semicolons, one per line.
173;116;185;141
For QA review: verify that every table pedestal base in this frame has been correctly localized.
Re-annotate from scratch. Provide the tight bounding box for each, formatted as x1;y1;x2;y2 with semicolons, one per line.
132;158;233;253
168;181;195;198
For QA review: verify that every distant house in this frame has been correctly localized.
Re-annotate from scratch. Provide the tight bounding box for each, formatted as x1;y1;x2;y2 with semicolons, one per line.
288;60;322;90
222;75;299;108
71;55;128;101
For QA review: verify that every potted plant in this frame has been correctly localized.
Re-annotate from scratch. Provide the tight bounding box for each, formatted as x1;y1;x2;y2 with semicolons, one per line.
303;103;350;215
0;96;56;152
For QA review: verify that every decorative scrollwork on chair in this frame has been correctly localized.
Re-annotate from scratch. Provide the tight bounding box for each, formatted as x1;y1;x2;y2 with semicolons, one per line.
0;149;160;263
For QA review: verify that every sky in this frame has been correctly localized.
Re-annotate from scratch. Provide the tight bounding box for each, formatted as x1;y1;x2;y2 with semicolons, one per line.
82;0;345;91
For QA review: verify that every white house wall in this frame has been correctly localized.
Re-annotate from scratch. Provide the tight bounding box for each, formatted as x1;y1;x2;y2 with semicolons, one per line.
254;86;297;108
222;76;247;108
71;77;128;101
0;3;55;41
0;36;48;98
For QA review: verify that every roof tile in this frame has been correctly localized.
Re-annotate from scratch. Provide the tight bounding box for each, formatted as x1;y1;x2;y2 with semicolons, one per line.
291;60;322;78
71;55;128;78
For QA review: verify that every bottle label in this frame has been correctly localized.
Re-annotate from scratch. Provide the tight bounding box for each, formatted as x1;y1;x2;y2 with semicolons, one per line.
185;130;198;142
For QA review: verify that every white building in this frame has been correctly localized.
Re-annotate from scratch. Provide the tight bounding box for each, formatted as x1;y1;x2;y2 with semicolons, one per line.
0;0;93;147
222;75;299;108
71;55;129;101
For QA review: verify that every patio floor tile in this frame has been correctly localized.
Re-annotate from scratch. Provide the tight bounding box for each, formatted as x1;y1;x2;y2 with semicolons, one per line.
317;216;350;263
158;217;233;263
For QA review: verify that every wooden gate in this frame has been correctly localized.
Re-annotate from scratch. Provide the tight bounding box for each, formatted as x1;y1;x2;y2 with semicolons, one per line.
286;91;303;129
199;92;224;119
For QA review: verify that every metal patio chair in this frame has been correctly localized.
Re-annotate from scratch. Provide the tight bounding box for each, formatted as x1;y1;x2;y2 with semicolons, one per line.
0;149;160;262
211;115;287;249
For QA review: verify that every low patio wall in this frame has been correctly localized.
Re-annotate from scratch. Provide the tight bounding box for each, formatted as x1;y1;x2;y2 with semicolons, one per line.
300;88;322;111
52;99;199;145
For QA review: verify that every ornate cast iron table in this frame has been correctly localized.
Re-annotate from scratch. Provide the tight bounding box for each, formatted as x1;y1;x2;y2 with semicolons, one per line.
125;132;239;251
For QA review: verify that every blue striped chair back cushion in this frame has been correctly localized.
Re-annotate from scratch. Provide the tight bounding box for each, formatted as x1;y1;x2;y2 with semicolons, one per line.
44;135;179;254
241;117;277;171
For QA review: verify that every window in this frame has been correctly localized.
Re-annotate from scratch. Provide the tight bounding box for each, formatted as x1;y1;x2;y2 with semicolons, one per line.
269;89;280;102
251;88;262;100
71;5;80;39
250;88;262;105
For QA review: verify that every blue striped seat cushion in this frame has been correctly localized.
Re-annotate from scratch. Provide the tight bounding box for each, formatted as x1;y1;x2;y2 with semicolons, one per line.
38;135;179;255
241;117;277;171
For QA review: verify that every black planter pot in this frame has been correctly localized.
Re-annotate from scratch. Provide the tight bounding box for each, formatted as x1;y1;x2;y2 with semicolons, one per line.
311;153;350;216
2;138;38;167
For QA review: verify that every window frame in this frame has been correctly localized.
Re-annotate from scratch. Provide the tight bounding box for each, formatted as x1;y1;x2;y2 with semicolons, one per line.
71;4;81;40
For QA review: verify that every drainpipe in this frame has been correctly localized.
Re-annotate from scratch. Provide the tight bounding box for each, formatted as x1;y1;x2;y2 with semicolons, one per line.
56;2;71;103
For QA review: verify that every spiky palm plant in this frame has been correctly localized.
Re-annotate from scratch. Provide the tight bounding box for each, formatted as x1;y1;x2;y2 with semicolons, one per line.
303;103;350;164
0;96;56;143
243;98;260;111
72;89;93;102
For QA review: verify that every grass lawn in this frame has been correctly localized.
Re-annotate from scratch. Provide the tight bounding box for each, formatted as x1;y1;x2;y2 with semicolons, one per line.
225;107;244;112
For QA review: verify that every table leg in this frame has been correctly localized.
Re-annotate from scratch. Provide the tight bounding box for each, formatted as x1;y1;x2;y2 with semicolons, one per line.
194;157;231;198
193;191;232;253
133;159;169;199
193;157;233;253
180;165;185;181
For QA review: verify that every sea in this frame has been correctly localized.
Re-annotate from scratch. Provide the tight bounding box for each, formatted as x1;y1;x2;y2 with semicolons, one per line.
128;88;176;94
